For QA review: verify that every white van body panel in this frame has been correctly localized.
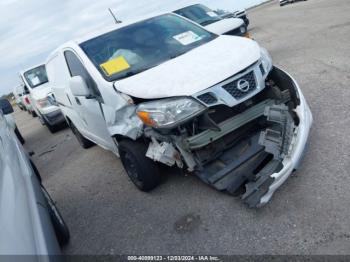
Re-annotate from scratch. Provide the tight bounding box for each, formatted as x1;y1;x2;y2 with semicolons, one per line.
205;18;244;35
46;46;120;152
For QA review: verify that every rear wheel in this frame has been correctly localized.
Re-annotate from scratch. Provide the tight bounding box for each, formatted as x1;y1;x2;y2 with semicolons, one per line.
119;140;161;192
70;123;94;148
41;186;70;246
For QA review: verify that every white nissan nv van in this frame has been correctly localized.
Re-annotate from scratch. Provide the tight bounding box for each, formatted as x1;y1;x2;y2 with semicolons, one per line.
20;65;66;132
46;13;312;207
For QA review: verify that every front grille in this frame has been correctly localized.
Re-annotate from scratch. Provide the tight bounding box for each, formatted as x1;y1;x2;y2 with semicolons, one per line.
222;71;257;99
197;93;217;105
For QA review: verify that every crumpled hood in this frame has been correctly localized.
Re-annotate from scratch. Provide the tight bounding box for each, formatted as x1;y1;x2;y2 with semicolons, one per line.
115;36;261;99
31;82;53;100
205;18;244;35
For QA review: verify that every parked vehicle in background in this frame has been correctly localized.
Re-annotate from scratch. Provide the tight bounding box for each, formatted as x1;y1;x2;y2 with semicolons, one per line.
0;98;70;256
20;64;66;133
174;4;249;37
215;8;249;27
47;13;312;207
280;0;307;7
22;82;36;117
13;84;26;111
0;99;25;144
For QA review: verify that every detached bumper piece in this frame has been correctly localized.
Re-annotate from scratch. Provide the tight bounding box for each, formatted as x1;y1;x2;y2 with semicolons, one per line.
194;101;295;208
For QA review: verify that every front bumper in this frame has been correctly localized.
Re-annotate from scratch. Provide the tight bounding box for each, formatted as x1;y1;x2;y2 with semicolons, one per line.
42;109;66;126
192;67;312;207
259;72;313;206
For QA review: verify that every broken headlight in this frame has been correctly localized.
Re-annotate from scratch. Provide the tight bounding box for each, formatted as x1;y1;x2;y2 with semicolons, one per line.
260;47;273;75
136;97;205;128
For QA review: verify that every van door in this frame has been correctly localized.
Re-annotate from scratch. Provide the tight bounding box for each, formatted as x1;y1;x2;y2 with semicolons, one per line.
64;50;115;150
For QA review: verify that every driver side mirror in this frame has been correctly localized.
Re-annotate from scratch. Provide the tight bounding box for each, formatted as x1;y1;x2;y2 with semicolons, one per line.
69;76;91;97
0;99;14;115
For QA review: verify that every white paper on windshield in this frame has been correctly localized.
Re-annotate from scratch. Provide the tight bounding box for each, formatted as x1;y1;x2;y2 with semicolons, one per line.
173;31;202;46
206;11;218;17
31;76;40;86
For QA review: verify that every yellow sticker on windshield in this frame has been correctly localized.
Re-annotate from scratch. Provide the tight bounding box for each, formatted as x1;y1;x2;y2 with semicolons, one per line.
100;56;130;76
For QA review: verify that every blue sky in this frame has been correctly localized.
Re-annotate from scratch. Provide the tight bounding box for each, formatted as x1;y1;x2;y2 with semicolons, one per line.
0;0;267;95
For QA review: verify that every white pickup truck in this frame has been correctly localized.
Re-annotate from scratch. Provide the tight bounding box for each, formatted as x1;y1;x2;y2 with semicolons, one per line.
47;13;312;207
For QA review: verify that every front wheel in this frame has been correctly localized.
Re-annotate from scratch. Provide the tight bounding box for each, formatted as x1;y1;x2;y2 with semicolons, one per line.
119;140;162;192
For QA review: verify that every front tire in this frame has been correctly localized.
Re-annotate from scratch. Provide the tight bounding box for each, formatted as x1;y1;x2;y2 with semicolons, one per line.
119;140;161;192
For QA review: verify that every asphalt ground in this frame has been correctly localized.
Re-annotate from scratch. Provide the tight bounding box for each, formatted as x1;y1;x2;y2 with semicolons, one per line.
14;0;350;255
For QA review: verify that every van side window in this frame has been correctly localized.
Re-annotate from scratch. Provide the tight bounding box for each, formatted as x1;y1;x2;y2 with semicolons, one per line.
64;50;101;97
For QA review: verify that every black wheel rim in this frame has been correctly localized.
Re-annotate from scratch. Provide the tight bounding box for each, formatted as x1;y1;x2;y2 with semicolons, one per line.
123;152;143;187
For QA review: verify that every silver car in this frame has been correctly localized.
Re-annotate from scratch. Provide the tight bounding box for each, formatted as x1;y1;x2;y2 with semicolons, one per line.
0;99;69;256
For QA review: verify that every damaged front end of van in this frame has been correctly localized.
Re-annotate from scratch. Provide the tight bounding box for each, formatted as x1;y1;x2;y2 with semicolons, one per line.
130;64;312;207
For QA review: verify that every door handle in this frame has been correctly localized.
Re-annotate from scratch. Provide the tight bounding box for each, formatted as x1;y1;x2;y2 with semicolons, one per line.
75;97;81;105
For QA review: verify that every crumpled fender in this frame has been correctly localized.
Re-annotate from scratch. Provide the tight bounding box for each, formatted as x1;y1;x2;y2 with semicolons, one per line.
102;103;144;141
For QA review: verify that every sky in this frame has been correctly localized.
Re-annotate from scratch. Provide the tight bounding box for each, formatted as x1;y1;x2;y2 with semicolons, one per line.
0;0;267;95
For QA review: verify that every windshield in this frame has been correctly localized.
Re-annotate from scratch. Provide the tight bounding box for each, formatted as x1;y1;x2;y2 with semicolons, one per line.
174;4;222;26
80;14;216;81
23;65;48;88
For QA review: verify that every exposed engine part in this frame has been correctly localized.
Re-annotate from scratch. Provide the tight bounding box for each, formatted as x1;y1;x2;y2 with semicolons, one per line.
146;138;183;168
258;104;295;160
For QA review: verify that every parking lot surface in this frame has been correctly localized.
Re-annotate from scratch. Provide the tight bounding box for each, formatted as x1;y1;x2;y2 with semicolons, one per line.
15;0;350;255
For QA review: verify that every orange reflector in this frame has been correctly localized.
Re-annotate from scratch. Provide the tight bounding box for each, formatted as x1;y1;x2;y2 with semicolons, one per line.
244;32;251;39
137;111;156;127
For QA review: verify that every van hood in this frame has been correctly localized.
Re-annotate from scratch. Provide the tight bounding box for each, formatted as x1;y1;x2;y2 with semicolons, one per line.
114;36;261;99
205;18;244;35
30;82;53;100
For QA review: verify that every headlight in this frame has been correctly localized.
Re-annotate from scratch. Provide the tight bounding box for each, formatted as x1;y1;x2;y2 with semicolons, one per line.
36;97;51;108
260;47;273;75
240;26;246;34
136;97;206;128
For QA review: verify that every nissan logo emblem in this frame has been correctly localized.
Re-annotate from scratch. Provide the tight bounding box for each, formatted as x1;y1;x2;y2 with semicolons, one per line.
237;79;250;92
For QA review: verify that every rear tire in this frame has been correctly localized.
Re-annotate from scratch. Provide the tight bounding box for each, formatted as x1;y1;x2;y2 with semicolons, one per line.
41;186;70;246
119;140;161;192
70;123;94;149
31;110;37;117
